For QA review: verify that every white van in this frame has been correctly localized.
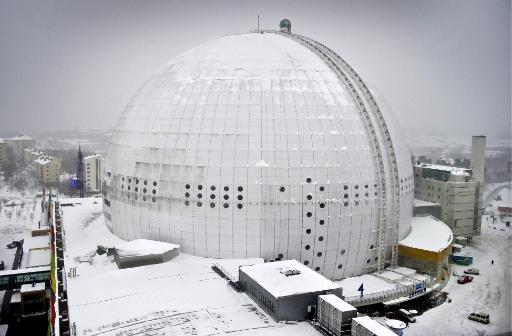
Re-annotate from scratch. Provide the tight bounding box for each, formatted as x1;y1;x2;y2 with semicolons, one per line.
399;309;416;323
468;312;489;324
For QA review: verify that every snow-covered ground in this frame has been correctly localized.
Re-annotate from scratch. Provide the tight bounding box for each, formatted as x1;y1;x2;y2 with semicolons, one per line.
61;197;318;336
407;185;512;336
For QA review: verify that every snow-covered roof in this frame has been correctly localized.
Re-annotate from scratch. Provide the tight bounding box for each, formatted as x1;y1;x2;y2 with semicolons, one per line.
319;294;356;312
21;282;46;294
414;163;470;176
25;147;44;156
399;216;453;252
34;156;57;165
115;239;179;257
240;259;340;298
413;199;440;207
8;135;33;141
83;153;103;160
352;316;396;335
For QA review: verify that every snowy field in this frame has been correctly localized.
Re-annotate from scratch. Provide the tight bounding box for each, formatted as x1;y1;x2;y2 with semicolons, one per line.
61;198;318;336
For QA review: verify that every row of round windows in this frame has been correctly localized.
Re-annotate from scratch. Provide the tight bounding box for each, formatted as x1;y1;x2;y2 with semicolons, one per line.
121;176;158;187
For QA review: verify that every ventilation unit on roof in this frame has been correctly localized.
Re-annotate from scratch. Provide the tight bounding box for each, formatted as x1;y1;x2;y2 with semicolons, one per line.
280;268;301;277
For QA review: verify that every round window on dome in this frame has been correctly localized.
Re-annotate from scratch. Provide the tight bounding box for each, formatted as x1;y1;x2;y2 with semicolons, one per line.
304;260;309;265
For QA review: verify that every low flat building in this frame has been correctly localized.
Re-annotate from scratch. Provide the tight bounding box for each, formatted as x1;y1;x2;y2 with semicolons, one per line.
239;259;342;321
83;154;104;192
414;163;482;237
34;156;61;184
398;215;453;282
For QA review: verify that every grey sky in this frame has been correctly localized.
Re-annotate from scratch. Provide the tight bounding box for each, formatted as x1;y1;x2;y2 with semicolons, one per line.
0;0;510;140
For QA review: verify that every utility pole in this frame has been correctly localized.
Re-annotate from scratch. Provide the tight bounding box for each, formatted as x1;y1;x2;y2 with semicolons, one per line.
257;15;260;31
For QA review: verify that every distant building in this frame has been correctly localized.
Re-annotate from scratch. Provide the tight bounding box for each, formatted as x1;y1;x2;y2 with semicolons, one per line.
5;135;35;159
24;148;45;164
0;139;6;168
83;154;104;192
413;163;482;237
471;135;486;183
34;155;61;184
413;198;442;219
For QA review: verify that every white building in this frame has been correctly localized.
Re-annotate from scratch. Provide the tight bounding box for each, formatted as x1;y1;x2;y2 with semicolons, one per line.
34;155;61;184
470;135;486;183
413;163;482;237
24;147;45;164
103;31;415;280
5;135;35;159
0;139;6;168
83;154;104;192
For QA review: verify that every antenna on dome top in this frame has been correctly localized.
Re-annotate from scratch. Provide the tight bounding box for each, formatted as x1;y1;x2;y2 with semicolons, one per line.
279;18;291;34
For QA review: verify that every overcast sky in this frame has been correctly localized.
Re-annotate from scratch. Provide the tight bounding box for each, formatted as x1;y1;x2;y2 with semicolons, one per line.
0;0;510;140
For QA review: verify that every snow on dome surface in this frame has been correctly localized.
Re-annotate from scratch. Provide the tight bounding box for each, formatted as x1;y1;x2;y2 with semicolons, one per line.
240;259;340;297
399;216;453;252
103;31;414;280
115;239;179;257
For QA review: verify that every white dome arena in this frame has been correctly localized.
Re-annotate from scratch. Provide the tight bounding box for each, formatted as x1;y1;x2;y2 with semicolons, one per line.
103;31;414;279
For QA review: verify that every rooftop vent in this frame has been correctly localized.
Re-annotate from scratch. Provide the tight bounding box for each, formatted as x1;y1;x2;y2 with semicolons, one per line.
279;19;291;34
280;268;301;277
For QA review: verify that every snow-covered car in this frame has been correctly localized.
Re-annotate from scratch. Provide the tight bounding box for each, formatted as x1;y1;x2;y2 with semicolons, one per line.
6;241;19;249
468;312;489;324
457;275;474;284
464;268;480;275
399;309;416;323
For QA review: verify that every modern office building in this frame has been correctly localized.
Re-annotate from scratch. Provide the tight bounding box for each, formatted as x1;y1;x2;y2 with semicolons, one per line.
413;164;482;237
83;154;104;192
103;27;416;280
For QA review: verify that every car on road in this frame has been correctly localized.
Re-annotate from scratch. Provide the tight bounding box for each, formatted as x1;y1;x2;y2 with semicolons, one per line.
457;275;474;284
0;260;4;270
464;268;480;275
468;312;489;324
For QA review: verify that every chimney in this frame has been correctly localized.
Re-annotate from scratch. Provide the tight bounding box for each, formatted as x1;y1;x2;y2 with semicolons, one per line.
471;135;486;183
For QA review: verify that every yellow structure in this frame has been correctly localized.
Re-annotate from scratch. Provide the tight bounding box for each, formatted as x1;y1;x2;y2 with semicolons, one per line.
398;216;452;282
34;155;61;184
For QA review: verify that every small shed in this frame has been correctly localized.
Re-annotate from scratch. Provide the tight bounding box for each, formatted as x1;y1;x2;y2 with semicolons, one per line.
113;239;179;269
239;259;342;321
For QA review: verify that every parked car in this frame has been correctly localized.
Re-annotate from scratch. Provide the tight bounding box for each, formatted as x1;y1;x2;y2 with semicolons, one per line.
6;241;19;249
468;312;489;324
464;268;480;275
399;309;416;323
457;275;474;284
0;260;4;270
